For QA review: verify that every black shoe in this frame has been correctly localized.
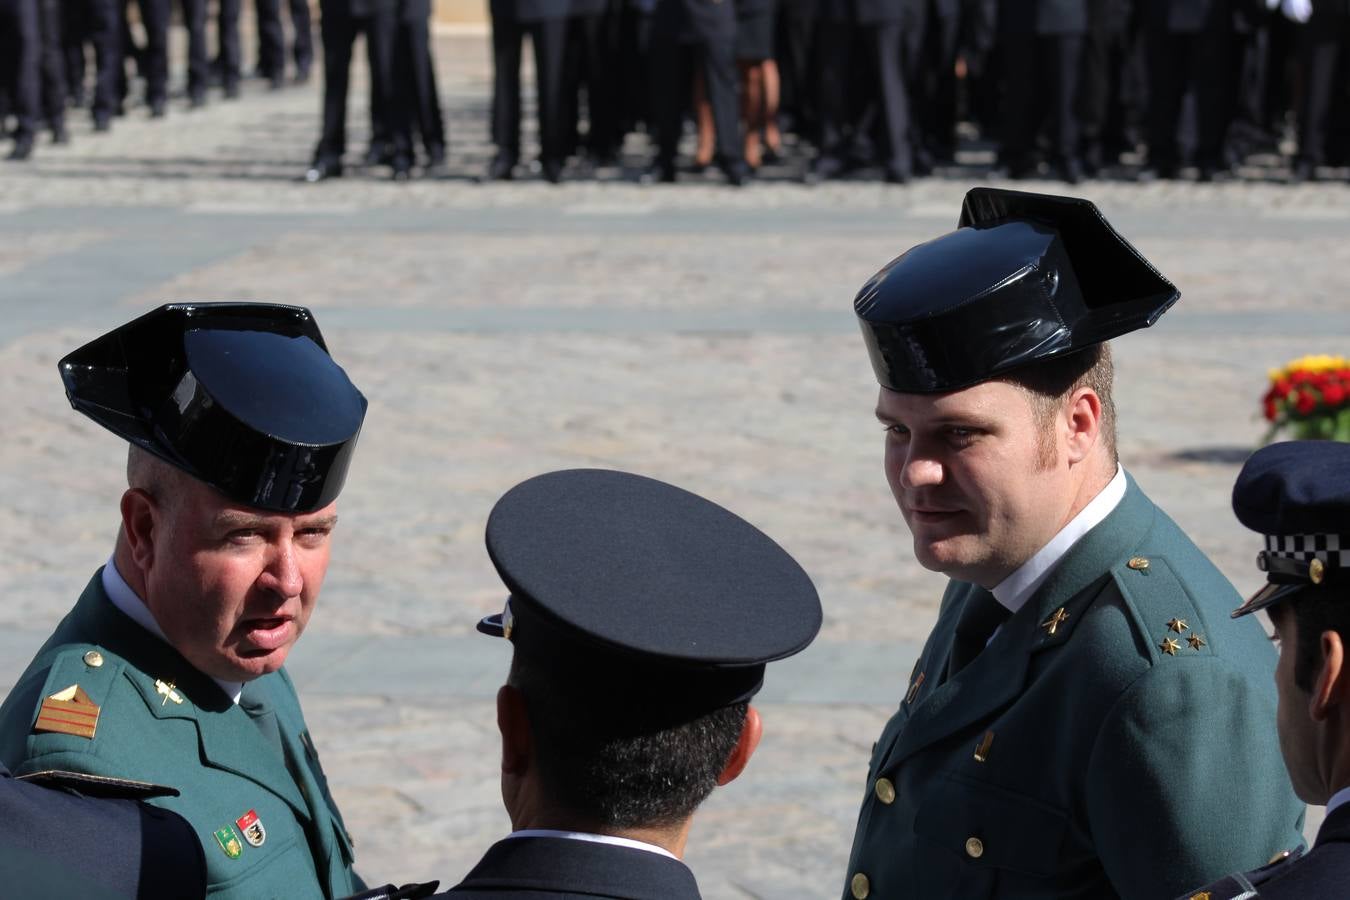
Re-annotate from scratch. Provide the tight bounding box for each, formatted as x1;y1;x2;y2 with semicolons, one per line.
486;154;516;181
189;90;207;109
304;156;342;182
1289;160;1317;183
363;144;393;168
804;154;846;184
7;135;33;161
717;157;750;186
149;99;166;118
223;81;240;99
541;158;564;184
269;75;285;91
51;124;69;145
640;161;677;184
391;156;412;182
1196;162;1231;183
294;68;310;86
1059;158;1084;185
424;144;446;172
92;113;111;132
883;162;911;184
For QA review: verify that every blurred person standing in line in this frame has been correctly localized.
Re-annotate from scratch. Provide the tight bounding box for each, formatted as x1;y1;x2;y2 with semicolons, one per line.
997;0;1089;182
736;0;782;170
485;0;570;182
1290;0;1350;181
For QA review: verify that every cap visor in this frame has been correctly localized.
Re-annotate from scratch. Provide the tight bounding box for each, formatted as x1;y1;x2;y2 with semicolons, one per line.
476;614;506;637
1231;582;1306;619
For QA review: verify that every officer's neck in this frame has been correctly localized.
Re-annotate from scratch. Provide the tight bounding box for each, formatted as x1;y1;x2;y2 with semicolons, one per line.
507;784;693;858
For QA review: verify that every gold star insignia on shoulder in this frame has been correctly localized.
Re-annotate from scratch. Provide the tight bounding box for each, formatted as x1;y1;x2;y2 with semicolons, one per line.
155;679;183;706
1041;607;1070;635
1159;637;1181;656
1187;634;1207;650
1166;617;1189;633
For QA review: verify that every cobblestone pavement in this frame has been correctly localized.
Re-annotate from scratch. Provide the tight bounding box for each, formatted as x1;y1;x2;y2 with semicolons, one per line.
1;32;1348;898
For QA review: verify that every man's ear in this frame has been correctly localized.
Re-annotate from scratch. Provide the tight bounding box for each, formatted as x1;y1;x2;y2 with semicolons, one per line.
1063;388;1103;465
1310;630;1346;723
716;705;763;787
497;684;532;776
119;488;159;575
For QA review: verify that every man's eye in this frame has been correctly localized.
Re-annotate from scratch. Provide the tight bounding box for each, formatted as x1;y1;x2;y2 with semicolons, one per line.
883;424;909;437
227;530;260;543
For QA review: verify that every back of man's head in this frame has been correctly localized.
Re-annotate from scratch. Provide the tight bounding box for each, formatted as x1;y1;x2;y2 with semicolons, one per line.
507;653;748;830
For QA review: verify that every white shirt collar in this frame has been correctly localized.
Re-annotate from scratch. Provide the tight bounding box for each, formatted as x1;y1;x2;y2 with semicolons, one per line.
991;465;1128;615
1326;786;1350;819
505;829;679;861
101;559;244;704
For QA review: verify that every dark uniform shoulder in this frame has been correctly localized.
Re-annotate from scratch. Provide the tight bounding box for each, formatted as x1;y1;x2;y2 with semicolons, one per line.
1175;847;1303;899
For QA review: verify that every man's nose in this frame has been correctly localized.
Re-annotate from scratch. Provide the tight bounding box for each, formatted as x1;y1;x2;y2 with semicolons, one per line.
899;454;944;490
261;543;304;598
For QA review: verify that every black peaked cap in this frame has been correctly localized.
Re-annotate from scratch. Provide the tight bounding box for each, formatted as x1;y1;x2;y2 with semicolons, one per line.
855;187;1179;393
60;303;367;513
479;469;822;712
1230;441;1350;618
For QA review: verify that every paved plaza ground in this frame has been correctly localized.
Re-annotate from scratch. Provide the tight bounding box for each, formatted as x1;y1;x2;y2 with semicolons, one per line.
1;32;1349;898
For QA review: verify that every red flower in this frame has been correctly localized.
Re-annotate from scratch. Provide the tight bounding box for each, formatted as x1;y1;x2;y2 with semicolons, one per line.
1292;370;1311;385
1264;398;1279;421
1274;378;1293;398
1296;392;1317;415
1313;372;1332;389
1324;383;1347;407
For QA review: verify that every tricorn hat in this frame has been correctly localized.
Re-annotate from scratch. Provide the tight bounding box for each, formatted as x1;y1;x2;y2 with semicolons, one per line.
855;187;1180;393
477;469;822;721
1230;441;1350;618
59;302;367;513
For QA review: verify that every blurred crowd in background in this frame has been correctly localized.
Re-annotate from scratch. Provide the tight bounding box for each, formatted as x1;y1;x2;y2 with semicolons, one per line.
3;0;1349;186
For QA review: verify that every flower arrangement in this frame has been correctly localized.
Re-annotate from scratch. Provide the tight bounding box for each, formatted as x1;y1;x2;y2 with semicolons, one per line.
1262;354;1350;442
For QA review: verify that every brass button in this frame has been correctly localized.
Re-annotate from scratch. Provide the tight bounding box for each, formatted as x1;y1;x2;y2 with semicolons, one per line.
965;837;984;858
873;777;895;804
850;872;870;899
83;650;104;668
1268;849;1292;865
1310;558;1325;584
1128;557;1150;571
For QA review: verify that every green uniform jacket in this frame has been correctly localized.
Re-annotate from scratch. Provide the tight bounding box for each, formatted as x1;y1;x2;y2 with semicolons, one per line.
0;572;364;900
841;475;1304;900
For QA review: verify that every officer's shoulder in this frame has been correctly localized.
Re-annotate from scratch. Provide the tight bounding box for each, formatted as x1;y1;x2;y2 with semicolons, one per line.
1177;846;1305;899
3;640;159;769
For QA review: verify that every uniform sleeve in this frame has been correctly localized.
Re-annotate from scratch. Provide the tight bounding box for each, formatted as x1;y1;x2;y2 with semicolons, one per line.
1085;659;1305;900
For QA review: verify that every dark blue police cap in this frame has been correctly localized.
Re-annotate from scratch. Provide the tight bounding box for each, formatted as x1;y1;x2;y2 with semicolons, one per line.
59;303;367;513
477;469;822;713
1231;441;1350;618
855;187;1180;393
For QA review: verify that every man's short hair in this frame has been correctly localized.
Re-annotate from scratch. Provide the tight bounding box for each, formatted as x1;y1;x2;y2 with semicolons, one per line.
1288;589;1350;693
1001;343;1118;466
508;653;747;830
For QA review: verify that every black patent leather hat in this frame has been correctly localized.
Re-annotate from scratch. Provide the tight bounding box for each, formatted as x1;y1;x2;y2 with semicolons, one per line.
59;303;367;513
855;188;1180;393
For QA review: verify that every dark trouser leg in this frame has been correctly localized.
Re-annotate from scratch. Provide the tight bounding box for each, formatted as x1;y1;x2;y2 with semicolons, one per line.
254;0;285;79
1296;18;1343;166
217;0;241;88
1047;33;1082;165
489;12;523;161
0;0;41;138
88;0;119;118
1191;24;1232;168
315;0;353;159
135;0;169;105
1145;28;1186;169
573;13;617;157
180;0;208;96
917;5;958;162
699;34;741;164
289;0;312;74
815;20;853;159
999;32;1037;167
63;12;86;104
531;17;568;163
647;21;688;165
366;6;405;158
868;21;915;174
398;13;442;154
37;0;66;129
1078;24;1111;162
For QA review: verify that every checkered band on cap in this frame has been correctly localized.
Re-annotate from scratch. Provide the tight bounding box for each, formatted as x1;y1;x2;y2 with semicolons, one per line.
1264;533;1349;569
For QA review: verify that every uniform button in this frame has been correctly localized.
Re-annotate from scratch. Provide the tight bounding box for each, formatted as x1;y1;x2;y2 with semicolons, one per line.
873;777;895;804
850;872;870;899
1127;556;1150;571
965;837;984;858
83;650;104;668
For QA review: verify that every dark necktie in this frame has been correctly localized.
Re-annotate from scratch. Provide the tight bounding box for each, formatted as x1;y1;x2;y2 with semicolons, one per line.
946;588;1011;677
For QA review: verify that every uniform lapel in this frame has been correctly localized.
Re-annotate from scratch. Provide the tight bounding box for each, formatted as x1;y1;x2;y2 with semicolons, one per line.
884;474;1154;769
71;576;310;820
